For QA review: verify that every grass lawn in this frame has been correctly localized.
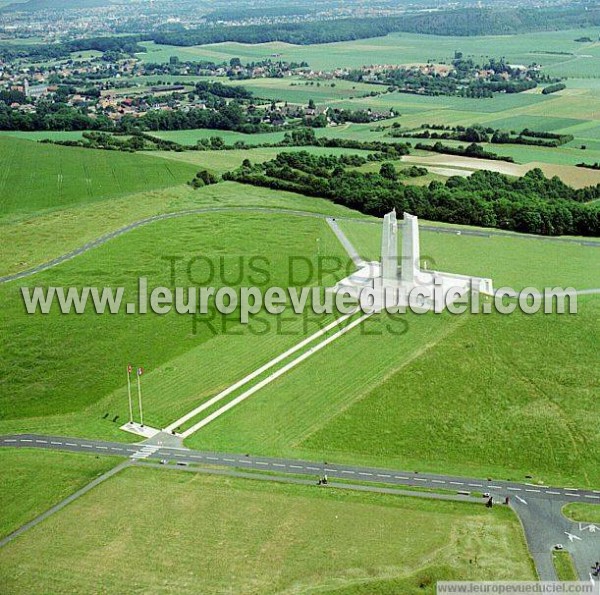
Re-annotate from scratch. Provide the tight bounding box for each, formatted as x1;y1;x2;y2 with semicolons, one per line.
187;294;599;489
552;551;579;582
0;448;117;539
0;180;363;277
0;210;351;440
562;503;600;523
0;136;198;216
0;466;536;594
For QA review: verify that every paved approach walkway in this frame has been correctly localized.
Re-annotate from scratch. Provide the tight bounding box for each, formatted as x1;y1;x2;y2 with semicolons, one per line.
176;311;372;437
164;309;361;433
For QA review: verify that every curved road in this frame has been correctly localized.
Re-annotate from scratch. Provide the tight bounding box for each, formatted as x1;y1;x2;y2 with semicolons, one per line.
2;206;599;284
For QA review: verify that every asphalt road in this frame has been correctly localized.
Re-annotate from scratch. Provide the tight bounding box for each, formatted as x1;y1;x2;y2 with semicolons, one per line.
2;206;599;284
2;434;599;503
1;433;599;581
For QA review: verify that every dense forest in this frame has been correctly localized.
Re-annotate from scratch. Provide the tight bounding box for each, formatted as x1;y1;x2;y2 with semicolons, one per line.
152;8;600;46
224;151;600;237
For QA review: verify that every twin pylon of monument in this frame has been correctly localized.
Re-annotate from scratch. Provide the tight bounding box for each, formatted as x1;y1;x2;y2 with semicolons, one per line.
381;210;420;285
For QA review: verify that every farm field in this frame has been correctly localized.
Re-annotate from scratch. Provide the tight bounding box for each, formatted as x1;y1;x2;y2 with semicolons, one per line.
0;448;116;539
145;145;375;173
0;136;199;215
137;29;600;75
0;466;536;594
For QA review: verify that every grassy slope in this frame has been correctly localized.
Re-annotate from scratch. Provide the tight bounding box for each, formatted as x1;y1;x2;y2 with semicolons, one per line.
0;448;117;538
0;180;363;277
0;136;198;215
186;296;599;488
0;211;350;439
302;296;600;488
0;467;536;594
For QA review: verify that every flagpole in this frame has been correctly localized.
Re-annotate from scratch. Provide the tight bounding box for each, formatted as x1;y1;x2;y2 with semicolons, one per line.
127;366;133;424
137;370;144;427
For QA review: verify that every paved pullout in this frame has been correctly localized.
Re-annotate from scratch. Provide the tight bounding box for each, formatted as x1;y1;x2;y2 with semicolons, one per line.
1;433;599;582
2;206;598;284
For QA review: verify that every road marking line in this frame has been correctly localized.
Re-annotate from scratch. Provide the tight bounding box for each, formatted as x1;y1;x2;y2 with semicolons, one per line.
359;472;372;476
515;495;528;504
432;480;445;484
395;476;409;480
449;481;463;485
525;489;541;493
238;460;251;464
488;485;502;489
110;448;123;451
21;439;32;442
468;483;482;487
307;467;320;471
378;474;391;478
223;458;235;462
507;487;521;491
584;495;600;499
546;491;560;495
272;463;285;467
81;444;92;448
65;443;77;446
255;462;268;466
565;493;581;498
4;439;16;442
206;457;218;461
290;465;303;469
96;446;108;450
414;478;426;482
341;470;354;474
564;488;578;491
35;440;47;444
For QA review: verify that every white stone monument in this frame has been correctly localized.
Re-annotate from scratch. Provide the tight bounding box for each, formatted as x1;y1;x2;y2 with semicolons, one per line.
332;210;494;312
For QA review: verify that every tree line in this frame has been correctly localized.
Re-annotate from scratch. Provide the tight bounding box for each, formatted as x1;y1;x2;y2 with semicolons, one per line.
224;151;600;237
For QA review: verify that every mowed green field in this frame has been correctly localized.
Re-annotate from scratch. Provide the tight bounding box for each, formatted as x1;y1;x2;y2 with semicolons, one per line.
0;136;198;215
0;181;362;278
0;210;351;440
0;466;536;594
186;296;600;489
0;448;116;539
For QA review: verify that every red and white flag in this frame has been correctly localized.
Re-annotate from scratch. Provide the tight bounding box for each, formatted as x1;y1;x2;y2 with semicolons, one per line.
137;367;144;376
